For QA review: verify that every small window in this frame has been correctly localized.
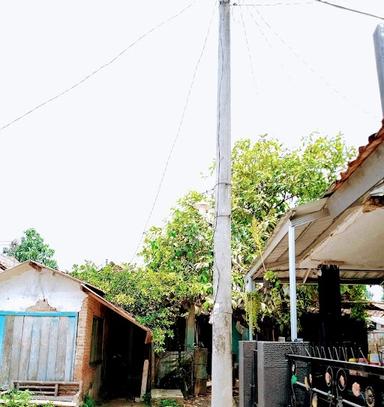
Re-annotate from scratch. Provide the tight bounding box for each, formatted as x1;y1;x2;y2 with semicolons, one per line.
90;317;104;365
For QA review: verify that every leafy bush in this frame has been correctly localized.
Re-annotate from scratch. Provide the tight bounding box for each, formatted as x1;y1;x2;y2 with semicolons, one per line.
0;390;32;407
159;400;180;407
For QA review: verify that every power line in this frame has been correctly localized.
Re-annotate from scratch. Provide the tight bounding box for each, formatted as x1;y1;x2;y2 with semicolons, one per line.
237;1;259;93
129;0;217;263
246;6;376;119
0;1;197;133
315;0;384;20
233;1;312;6
233;0;384;20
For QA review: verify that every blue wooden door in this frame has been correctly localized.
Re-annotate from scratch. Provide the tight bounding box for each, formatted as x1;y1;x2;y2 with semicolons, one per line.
0;312;77;388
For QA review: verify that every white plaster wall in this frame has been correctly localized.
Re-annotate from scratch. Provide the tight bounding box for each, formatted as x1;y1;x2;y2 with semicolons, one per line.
0;265;86;312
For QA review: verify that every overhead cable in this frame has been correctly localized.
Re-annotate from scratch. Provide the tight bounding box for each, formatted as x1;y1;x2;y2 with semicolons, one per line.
129;0;217;263
247;6;376;118
0;1;197;132
232;1;312;6
314;0;384;20
237;2;259;93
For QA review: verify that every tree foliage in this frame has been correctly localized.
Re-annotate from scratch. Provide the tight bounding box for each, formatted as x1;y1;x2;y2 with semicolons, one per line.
231;133;355;272
75;133;360;348
142;191;214;295
71;261;204;353
4;228;58;269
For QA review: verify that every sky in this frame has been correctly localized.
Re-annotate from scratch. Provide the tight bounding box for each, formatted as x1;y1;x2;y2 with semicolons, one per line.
0;0;383;275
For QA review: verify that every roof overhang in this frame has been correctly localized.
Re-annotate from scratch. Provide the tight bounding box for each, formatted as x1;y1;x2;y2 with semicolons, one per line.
246;124;384;285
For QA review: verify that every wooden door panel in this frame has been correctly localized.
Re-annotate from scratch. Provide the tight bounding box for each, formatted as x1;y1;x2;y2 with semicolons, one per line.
0;313;77;388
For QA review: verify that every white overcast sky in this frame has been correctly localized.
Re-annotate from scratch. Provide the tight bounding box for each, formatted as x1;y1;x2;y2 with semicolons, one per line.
0;0;383;272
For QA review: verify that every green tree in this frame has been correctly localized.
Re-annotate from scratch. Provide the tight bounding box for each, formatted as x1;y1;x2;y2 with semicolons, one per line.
71;261;203;353
142;191;214;296
231;133;355;273
76;134;361;348
4;228;58;269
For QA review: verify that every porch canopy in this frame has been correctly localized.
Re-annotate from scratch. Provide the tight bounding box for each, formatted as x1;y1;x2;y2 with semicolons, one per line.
246;123;384;287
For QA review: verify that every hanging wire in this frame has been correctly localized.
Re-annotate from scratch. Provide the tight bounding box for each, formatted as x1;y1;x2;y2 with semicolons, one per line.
246;6;377;119
314;0;384;21
129;0;218;264
0;0;198;133
233;0;384;20
232;1;313;6
237;1;259;94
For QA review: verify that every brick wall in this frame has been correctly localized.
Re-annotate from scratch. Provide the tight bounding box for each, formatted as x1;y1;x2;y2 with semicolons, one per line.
73;295;105;398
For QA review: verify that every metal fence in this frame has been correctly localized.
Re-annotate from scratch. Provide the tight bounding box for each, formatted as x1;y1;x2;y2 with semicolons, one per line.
287;345;384;406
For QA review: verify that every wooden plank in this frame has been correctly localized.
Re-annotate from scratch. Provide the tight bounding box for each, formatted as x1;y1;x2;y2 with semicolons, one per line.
13;381;80;385
46;318;59;380
18;316;34;381
140;359;149;399
9;316;24;382
37;317;52;381
28;317;42;380
55;318;69;381
0;316;15;387
64;317;76;381
0;316;5;363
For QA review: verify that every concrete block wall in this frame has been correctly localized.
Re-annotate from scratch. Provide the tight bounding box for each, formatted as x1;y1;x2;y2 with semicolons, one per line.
73;296;105;397
239;341;308;407
239;341;257;407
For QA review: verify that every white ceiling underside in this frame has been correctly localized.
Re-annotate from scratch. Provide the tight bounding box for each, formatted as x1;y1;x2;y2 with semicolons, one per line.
300;207;384;272
252;206;384;284
248;141;384;284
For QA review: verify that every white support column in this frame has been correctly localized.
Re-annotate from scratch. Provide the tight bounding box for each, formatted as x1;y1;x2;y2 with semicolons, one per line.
288;223;298;341
245;276;255;341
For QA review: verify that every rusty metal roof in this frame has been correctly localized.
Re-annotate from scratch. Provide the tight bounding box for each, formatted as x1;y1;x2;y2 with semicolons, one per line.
327;120;384;195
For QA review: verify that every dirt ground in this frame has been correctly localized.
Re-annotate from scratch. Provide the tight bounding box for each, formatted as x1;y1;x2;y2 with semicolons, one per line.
101;394;211;407
102;391;239;406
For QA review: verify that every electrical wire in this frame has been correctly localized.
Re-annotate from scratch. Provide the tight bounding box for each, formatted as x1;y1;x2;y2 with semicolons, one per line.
233;1;313;6
314;0;384;21
233;0;384;20
246;6;376;119
237;2;259;94
0;1;197;133
129;0;218;263
244;5;297;83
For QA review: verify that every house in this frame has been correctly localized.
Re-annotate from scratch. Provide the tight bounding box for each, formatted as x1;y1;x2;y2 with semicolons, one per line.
240;122;384;406
0;260;152;404
245;122;384;341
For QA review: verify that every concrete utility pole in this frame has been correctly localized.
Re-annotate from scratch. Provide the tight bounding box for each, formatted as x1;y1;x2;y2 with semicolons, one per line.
212;0;232;406
374;24;384;116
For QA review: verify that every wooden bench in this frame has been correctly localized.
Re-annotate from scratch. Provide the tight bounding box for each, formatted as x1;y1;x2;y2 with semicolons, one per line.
12;381;82;407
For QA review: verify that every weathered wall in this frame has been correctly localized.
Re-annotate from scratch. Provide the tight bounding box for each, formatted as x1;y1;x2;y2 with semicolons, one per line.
74;295;106;398
239;341;257;407
0;265;86;312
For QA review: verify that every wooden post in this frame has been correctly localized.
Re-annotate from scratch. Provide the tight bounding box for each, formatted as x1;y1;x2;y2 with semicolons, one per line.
140;359;149;400
185;305;195;351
